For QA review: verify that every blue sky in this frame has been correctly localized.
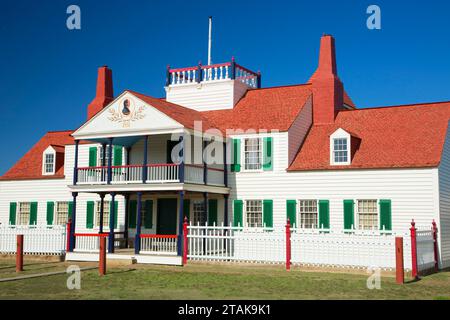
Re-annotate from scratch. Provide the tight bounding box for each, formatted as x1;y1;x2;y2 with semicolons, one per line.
1;0;450;175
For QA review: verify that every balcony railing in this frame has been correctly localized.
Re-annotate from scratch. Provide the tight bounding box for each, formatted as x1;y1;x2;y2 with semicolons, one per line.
76;164;225;187
166;60;261;89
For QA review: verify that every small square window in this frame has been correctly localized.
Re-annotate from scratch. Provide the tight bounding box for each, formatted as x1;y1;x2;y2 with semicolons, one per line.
333;138;348;164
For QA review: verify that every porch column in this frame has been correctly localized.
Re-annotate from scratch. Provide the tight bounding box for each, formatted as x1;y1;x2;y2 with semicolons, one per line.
223;140;228;187
179;135;185;183
203;140;208;185
99;193;105;234
73;140;79;185
203;192;209;225
69;192;78;252
101;143;107;181
224;194;229;226
142;136;148;183
108;192;116;253
107;138;113;184
124;194;130;248
135;192;143;254
177;191;185;256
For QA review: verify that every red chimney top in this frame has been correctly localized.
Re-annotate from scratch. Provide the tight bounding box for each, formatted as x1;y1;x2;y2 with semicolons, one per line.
87;66;114;120
309;35;344;125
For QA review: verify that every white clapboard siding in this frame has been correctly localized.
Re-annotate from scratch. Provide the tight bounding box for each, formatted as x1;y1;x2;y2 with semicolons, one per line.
438;123;450;268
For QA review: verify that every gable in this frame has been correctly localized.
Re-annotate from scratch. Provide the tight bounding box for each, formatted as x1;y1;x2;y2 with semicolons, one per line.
73;91;184;140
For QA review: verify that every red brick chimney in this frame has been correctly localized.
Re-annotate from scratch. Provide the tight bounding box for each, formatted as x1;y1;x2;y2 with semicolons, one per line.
309;35;344;125
87;66;114;120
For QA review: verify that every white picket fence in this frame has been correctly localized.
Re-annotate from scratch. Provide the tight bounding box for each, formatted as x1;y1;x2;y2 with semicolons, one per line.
140;235;178;255
416;228;436;272
0;225;66;255
186;224;437;270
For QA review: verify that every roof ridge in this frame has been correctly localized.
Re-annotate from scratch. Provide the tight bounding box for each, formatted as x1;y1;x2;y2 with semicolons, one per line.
247;83;312;91
351;100;450;111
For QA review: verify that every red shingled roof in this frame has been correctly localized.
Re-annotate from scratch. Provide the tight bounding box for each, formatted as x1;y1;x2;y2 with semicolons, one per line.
0;130;76;180
203;84;313;132
288;102;450;171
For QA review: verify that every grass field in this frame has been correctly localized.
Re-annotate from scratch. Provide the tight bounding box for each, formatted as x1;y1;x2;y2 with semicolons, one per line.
0;258;449;300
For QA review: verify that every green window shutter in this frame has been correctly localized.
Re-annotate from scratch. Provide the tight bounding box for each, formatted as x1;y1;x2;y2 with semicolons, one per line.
110;201;119;229
263;137;273;171
263;199;273;228
86;201;94;229
233;200;243;227
231;139;241;172
46;202;54;225
379;199;392;231
144;200;153;228
9;202;17;225
89;147;97;167
128;200;137;228
113;146;123;166
68;201;74;220
183;199;190;221
343;200;355;230
208;199;218;226
286;200;297;227
29;202;38;225
318;200;330;229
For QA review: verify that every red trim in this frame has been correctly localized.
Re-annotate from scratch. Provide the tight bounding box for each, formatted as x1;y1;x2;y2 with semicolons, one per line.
16;234;24;272
183;217;188;265
74;233;109;237
79;164;179;170
285;219;291;271
140;234;177;239
432;220;439;271
169;66;198;73
99;237;106;276
395;237;404;284
78;166;107;170
66;220;72;253
410;220;418;279
207;167;225;172
235;63;258;76
202;62;231;69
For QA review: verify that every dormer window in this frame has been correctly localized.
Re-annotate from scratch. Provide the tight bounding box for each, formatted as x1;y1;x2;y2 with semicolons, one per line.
42;147;56;175
330;128;351;166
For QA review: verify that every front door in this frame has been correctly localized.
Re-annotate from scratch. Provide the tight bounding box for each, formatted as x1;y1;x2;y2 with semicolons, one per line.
157;198;178;235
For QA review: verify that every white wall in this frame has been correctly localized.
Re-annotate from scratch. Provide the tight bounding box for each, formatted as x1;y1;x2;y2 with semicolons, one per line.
438;122;450;268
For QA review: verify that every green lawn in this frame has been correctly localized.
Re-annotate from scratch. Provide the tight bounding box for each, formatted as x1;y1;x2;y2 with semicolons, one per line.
0;258;449;300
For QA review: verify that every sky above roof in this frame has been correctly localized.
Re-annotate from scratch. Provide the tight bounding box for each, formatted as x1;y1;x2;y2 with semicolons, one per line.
1;0;450;175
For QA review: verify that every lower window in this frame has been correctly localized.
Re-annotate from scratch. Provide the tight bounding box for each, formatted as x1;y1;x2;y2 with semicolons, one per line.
299;200;318;228
192;200;206;225
357;199;378;230
18;202;31;225
245;200;263;228
95;201;110;228
55;202;69;225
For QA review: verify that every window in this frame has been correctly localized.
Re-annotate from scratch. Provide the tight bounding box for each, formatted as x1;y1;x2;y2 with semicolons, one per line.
299;200;318;228
245;200;263;227
244;138;262;170
55;202;70;225
192;200;206;225
98;145;113;166
95;201;110;228
333;138;348;164
357;200;378;230
42;152;55;175
18;202;31;225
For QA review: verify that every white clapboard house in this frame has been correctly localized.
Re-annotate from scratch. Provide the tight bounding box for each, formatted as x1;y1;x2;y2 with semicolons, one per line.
1;35;449;269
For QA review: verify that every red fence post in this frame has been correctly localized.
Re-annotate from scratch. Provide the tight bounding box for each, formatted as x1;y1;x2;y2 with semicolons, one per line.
66;219;72;253
16;234;24;273
99;236;106;276
183;217;188;265
432;220;439;271
286;219;291;271
395;237;404;284
410;220;418;279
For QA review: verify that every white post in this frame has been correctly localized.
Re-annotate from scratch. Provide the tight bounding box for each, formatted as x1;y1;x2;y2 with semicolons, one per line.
208;16;212;66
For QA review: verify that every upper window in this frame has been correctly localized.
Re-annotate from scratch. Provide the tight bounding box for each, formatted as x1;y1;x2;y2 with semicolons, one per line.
245;200;263;228
330;129;351;166
357;199;378;230
42;152;55;175
299;200;318;229
98;145;113;166
244;138;262;171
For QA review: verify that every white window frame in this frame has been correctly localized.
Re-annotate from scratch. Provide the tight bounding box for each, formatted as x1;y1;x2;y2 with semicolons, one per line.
298;199;319;229
95;201;111;229
330;128;351;165
192;200;206;225
55;201;70;225
42;146;56;175
243;137;263;171
18;202;31;226
98;145;114;166
236;134;273;173
244;199;264;228
356;199;379;231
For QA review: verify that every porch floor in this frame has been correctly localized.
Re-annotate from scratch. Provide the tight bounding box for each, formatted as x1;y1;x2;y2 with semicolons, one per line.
65;250;182;266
